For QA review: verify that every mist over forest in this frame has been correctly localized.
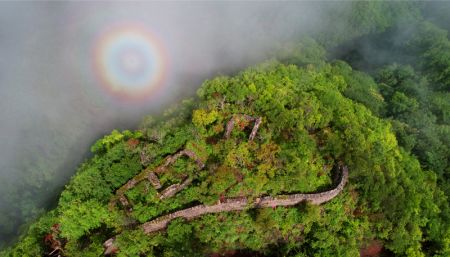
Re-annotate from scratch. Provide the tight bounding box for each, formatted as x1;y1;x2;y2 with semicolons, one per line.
0;1;330;245
0;2;449;257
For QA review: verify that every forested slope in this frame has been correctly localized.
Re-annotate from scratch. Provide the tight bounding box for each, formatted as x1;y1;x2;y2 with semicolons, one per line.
3;59;448;256
2;2;450;257
0;1;426;249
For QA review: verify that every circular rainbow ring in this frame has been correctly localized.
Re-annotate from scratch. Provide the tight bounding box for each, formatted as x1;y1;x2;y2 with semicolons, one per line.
92;23;168;101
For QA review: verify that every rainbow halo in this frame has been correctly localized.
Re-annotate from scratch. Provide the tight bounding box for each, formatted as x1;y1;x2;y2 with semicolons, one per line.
93;24;167;101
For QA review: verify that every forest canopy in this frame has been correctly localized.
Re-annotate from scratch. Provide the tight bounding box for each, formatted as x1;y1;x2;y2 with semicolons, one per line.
1;2;450;257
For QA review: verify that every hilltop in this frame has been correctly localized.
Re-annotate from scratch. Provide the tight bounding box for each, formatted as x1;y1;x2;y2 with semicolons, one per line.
4;60;448;256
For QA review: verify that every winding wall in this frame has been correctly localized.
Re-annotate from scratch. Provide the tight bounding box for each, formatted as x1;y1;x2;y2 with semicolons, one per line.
104;114;350;255
142;165;348;234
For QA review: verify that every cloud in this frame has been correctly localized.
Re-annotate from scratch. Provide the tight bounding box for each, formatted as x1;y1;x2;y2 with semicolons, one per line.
0;1;348;247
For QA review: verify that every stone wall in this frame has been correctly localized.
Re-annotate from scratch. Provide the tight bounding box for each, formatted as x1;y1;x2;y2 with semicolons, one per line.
142;166;348;234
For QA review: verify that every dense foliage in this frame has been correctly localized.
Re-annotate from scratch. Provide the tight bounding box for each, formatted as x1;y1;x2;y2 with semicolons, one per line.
330;16;450;257
0;1;428;249
2;2;450;257
2;57;449;256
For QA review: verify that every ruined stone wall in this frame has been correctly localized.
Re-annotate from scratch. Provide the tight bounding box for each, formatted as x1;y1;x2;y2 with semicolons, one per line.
142;166;348;234
104;113;350;255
